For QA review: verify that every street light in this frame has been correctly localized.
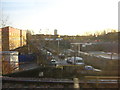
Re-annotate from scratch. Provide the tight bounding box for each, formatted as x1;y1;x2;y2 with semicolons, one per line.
57;35;60;55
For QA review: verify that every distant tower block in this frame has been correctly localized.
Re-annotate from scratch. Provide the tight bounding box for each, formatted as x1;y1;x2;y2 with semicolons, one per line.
54;29;58;35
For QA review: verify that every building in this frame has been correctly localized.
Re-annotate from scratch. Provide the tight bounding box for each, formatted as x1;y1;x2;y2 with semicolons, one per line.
0;51;19;74
0;26;27;51
54;29;58;35
0;28;2;51
0;26;27;74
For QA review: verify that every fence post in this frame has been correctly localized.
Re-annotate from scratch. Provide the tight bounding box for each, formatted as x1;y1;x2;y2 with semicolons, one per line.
73;78;80;89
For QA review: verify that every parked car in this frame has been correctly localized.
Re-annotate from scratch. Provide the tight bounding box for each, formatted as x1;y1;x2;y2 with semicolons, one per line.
85;65;101;72
85;65;93;70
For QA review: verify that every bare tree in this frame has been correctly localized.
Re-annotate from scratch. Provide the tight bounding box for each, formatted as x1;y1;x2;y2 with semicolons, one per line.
0;13;11;28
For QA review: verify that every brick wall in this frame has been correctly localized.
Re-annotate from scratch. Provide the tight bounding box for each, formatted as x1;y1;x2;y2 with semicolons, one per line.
2;27;9;51
0;26;27;51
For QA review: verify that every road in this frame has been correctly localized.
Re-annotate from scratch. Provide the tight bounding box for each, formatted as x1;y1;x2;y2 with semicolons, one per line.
53;56;102;72
79;51;118;60
19;62;39;71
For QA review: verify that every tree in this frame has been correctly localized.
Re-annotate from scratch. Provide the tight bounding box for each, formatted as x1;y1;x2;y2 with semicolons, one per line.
0;13;11;28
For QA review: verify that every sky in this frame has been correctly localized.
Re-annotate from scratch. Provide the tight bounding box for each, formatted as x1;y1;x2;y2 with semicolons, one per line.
0;0;119;35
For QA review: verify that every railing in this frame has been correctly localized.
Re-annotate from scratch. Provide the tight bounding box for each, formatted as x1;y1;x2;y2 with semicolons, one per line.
2;76;119;88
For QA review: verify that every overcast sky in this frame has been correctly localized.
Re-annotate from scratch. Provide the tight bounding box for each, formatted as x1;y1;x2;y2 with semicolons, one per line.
1;0;119;35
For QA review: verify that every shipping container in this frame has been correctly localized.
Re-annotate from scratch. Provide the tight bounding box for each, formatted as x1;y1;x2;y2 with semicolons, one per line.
0;51;19;74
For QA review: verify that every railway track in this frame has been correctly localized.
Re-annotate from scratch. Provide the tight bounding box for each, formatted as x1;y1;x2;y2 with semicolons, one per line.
2;76;119;88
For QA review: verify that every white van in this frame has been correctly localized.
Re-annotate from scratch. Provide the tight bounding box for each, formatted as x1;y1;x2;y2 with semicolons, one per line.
67;57;84;65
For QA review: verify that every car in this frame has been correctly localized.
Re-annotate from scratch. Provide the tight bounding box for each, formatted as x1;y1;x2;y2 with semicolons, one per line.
85;65;93;70
51;59;56;63
85;65;101;72
50;59;59;65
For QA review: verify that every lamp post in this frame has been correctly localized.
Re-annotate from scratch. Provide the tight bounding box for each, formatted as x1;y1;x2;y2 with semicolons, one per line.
58;40;60;55
57;35;60;56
